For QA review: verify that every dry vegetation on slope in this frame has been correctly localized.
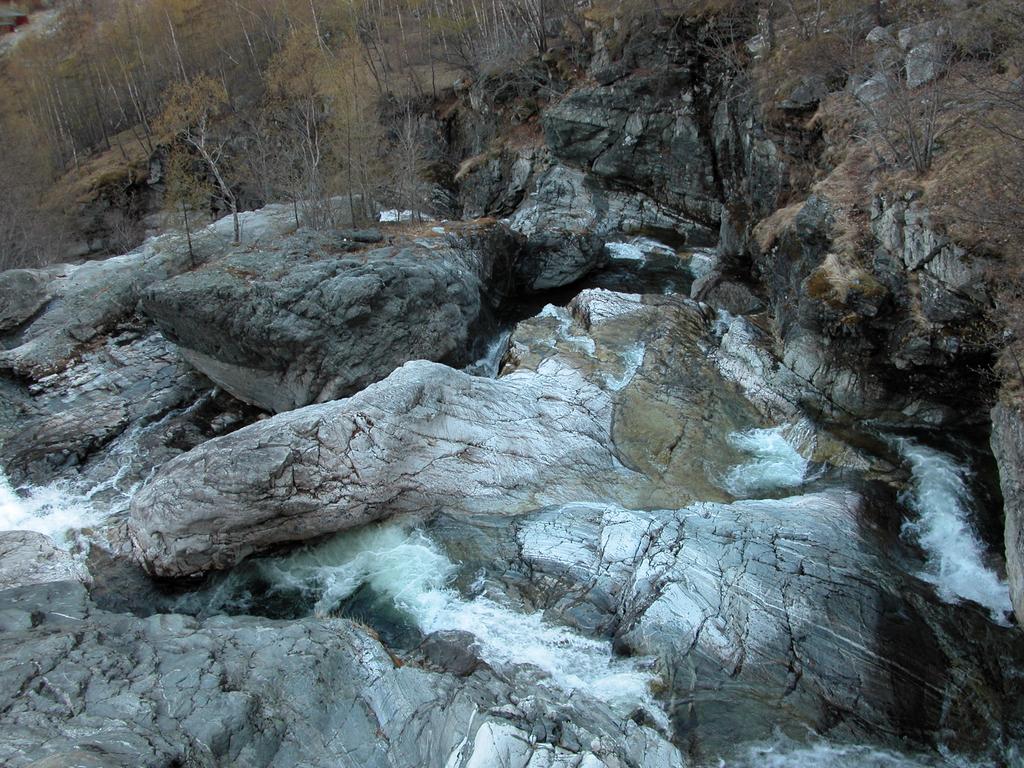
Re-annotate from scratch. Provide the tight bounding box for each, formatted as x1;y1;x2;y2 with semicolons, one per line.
2;0;1023;313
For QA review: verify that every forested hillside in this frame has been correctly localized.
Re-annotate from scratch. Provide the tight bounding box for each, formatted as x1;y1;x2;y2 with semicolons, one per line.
2;1;1020;267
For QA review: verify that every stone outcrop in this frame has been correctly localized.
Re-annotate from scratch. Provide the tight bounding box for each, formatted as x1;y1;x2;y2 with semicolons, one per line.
509;160;704;244
140;224;612;413
430;492;1024;758
0;329;206;487
0;269;51;333
541;77;722;241
0;581;678;768
141;232;493;413
452;16;786;255
508;291;766;504
128;289;788;577
749;193;995;425
128;358;630;576
0;533;90;591
0;203;296;381
992;401;1024;622
0;208;300;490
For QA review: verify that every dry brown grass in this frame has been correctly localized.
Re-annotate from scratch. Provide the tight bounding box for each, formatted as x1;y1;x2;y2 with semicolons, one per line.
753;200;805;253
806;252;884;305
50;129;153;206
454;151;494;183
379;216;499;239
810;142;877;260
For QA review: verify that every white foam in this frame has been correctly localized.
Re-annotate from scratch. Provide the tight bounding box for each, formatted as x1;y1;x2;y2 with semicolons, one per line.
899;441;1013;624
250;524;662;717
723;740;943;767
464;330;512;379
0;469;100;546
722;427;810;496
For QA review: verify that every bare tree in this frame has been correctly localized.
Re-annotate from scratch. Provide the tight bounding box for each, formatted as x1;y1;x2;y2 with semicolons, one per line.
855;31;967;174
390;107;431;221
157;76;242;243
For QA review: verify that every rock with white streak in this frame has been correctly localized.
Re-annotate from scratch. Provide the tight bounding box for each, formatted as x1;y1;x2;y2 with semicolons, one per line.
431;492;1024;758
0;532;90;591
130;289;798;577
128;359;631;577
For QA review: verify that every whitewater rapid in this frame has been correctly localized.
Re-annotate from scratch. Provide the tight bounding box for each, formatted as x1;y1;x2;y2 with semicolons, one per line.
464;329;512;378
0;470;99;545
180;523;665;721
722;426;812;497
899;441;1013;624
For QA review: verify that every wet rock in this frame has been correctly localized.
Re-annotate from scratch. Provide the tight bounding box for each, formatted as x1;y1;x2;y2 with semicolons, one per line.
516;229;609;291
0;532;90;590
436;493;1024;758
418;630;485;677
991;401;1024;622
0;329;206;487
0;582;680;768
509;291;765;505
129;289;776;577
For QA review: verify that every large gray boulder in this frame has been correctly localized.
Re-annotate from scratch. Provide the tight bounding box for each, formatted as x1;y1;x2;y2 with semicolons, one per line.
128;290;785;577
140;229;522;414
992;401;1024;622
510;162;701;244
0;204;290;380
127;358;631;577
0;581;679;768
0;269;51;333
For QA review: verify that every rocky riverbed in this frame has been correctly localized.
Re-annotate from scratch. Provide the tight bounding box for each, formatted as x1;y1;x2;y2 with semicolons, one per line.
0;205;1020;767
3;9;1024;767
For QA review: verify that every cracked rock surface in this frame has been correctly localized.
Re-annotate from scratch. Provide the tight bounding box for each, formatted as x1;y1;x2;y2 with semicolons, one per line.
0;581;679;768
430;492;1024;758
127;357;632;577
0;533;90;591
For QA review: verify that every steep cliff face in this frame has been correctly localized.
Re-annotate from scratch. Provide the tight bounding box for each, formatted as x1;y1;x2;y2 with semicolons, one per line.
752;191;995;425
450;14;787;251
992;402;1024;621
446;11;997;429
